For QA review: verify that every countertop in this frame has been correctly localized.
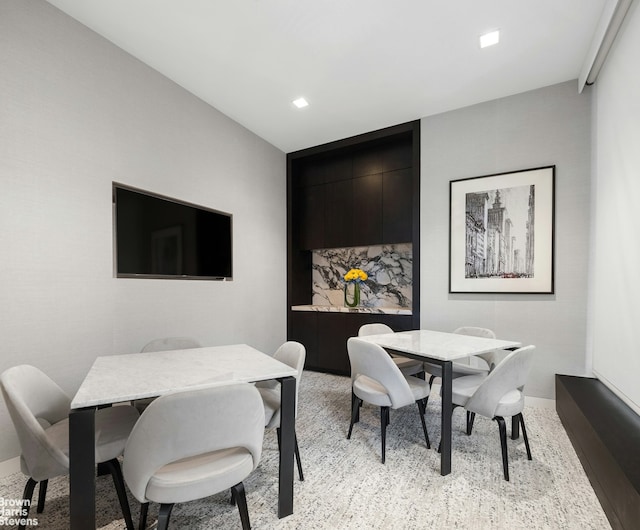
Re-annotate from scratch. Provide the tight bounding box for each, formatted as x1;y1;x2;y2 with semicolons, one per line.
291;305;412;315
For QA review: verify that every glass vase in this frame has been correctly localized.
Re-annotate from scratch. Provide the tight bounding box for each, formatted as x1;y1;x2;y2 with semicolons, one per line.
344;282;360;307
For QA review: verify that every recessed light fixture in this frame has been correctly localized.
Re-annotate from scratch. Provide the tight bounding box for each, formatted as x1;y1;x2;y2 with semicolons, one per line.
480;29;500;48
292;97;309;109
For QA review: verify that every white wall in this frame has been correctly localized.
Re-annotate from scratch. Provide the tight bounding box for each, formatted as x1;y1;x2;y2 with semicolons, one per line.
590;1;640;414
421;80;592;399
0;1;286;460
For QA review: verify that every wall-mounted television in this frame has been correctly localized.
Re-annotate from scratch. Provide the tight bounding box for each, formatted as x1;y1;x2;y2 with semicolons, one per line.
113;183;232;280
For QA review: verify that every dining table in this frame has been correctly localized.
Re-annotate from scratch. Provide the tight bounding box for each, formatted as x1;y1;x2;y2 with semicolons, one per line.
357;329;522;475
68;344;298;529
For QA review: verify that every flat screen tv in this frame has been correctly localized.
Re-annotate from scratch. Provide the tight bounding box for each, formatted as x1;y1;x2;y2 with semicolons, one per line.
113;183;232;280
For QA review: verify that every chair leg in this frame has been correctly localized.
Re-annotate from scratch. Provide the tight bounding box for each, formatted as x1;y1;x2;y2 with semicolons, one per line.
139;502;149;530
380;406;389;464
103;458;135;530
20;478;37;529
518;413;533;460
347;397;362;439
466;411;476;435
495;416;510;481
416;400;431;449
157;503;174;530
351;390;361;423
231;482;251;530
276;427;304;481
294;432;304;481
35;479;48;513
428;374;436;388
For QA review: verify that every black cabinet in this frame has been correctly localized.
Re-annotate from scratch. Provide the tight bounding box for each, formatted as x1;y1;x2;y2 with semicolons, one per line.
383;168;413;243
287;121;420;375
288;311;318;368
352;174;383;245
294;311;415;376
298;167;412;249
324;179;353;248
299;185;325;250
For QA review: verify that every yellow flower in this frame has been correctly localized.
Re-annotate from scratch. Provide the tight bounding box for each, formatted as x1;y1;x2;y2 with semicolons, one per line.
344;268;368;282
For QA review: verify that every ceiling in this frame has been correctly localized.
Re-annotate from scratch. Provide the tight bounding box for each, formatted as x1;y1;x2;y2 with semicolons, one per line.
46;0;609;153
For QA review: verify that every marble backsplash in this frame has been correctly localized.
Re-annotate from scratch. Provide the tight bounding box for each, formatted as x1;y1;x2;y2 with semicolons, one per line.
312;244;412;309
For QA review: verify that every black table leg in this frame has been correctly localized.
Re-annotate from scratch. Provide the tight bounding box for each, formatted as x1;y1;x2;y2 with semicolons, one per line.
440;361;452;475
278;376;295;518
69;407;96;529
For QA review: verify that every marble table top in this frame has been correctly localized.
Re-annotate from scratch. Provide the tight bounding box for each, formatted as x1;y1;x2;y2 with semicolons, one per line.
291;305;412;315
71;344;297;409
357;329;522;362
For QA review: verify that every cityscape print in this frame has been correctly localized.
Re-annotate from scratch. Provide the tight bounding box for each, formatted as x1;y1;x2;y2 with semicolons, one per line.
465;184;535;279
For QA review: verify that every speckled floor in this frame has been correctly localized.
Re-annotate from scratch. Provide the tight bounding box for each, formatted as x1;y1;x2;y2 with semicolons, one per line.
0;371;610;529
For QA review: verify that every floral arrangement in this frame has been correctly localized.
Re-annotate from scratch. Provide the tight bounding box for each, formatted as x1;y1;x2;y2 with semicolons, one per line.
343;268;367;307
344;268;368;283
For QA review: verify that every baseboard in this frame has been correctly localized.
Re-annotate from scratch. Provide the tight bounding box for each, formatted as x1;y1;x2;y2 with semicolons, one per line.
556;374;640;530
0;456;20;478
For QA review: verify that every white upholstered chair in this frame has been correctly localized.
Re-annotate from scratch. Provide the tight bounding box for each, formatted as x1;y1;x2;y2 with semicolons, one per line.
140;336;202;353
133;336;202;413
450;345;536;481
423;326;499;388
0;365;139;530
122;382;265;530
346;337;431;464
255;341;306;481
358;323;424;377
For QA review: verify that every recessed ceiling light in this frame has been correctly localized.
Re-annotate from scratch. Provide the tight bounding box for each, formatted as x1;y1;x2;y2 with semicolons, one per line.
480;30;500;48
292;97;309;109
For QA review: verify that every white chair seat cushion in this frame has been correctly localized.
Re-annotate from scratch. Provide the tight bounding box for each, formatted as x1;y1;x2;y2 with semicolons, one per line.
424;361;488;379
393;357;424;376
353;374;429;408
452;374;525;418
257;386;281;429
46;405;140;464
146;447;254;504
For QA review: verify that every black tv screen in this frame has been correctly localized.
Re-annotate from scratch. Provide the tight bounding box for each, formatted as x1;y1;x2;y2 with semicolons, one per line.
113;183;232;280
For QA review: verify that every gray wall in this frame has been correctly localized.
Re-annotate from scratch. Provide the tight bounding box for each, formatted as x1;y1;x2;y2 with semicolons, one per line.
590;0;640;414
420;80;592;399
0;1;286;460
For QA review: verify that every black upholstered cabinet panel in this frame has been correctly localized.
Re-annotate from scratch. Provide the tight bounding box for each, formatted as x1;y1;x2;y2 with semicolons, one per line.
316;313;350;374
298;185;325;250
352;173;383;245
288;311;318;368
382;168;413;243
324;179;354;249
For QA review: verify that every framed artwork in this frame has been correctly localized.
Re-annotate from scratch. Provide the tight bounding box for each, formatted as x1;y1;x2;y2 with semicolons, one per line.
449;166;555;294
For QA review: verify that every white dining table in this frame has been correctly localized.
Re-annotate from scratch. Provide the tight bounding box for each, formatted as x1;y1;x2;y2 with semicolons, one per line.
357;329;521;475
68;344;298;529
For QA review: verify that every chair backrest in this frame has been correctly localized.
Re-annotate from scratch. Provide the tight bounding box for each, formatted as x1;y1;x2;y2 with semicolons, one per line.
465;345;536;418
347;338;415;409
123;382;265;503
273;341;306;379
358;323;394;337
140;337;201;353
453;327;498;369
0;365;71;481
273;341;306;415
